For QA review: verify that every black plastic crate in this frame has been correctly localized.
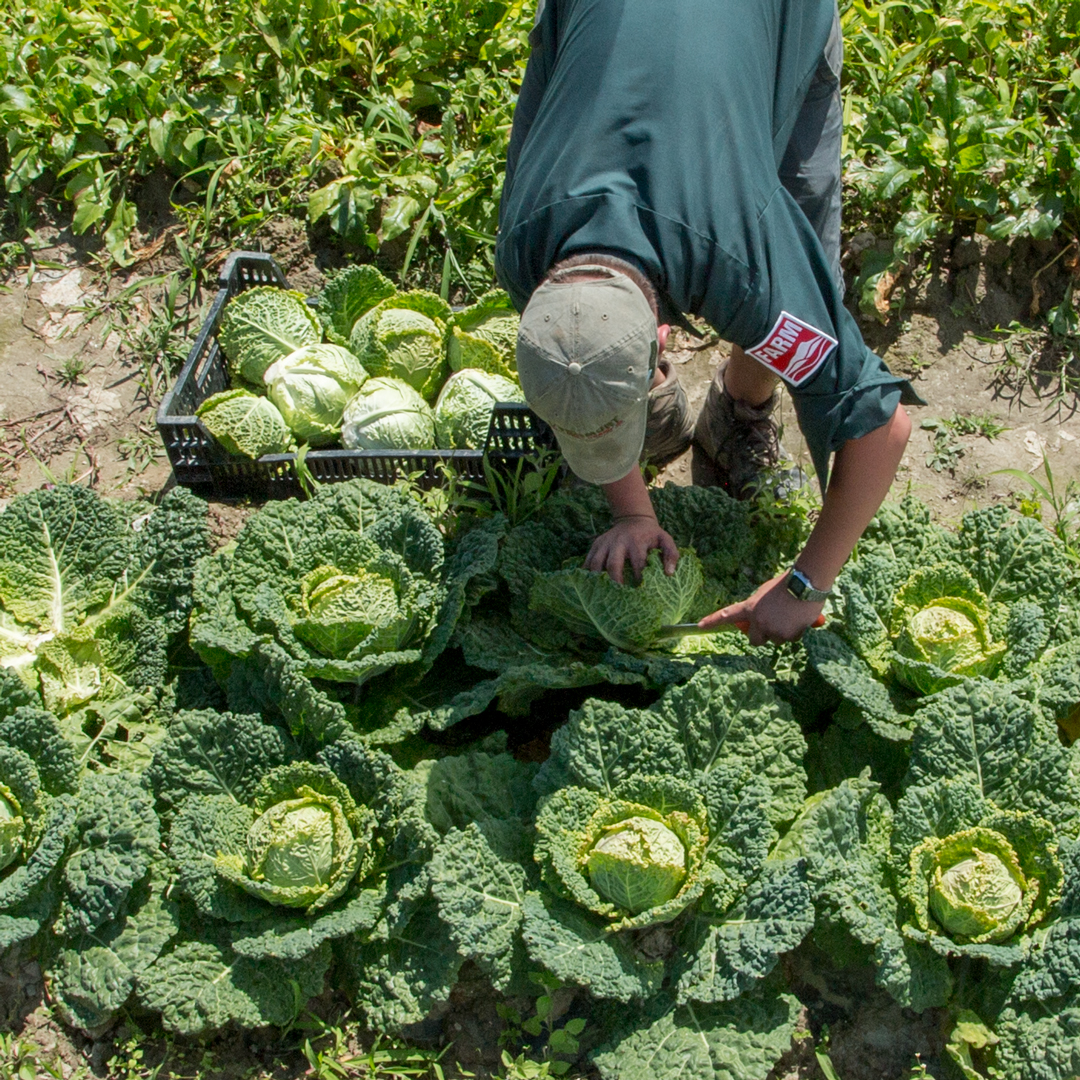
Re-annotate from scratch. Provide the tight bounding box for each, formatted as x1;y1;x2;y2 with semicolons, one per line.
156;252;558;498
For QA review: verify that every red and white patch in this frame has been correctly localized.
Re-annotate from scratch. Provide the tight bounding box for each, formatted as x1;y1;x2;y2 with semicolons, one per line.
746;312;837;386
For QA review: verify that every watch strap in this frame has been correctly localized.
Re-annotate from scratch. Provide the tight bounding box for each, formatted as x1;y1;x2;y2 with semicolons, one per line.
786;567;832;604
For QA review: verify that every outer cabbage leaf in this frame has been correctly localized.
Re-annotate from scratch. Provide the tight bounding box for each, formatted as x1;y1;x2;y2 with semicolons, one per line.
530;549;705;652
337;892;462;1032
55;771;160;937
988;1000;1080;1080
906;682;1080;837
138;936;331;1034
147;708;297;816
46;859;178;1033
318;265;396;345
217;286;322;386
591;985;802;1080
421;746;539;994
801;629;913;741
0;746;77;950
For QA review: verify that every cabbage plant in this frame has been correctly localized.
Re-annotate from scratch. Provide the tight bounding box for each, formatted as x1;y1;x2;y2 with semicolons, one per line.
0;485;209;720
196;389;292;459
0;696;172;1033
340;377;436;451
423;667;812;1078
263;343;368;445
529;548;706;653
141;710;438;1034
415;483;809;733
434;368;523;450
803;497;1080;741
776;676;1080;1078
189;479;502;744
349;291;451;400
445;289;520;380
217;286;322;386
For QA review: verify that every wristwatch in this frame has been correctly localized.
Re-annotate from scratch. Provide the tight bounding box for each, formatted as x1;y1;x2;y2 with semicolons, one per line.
785;567;832;604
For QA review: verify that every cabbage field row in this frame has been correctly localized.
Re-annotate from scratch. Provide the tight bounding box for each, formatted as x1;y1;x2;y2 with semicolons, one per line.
2;474;1080;1079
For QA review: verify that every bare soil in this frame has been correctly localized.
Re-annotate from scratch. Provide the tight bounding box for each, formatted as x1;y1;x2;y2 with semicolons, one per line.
2;216;1079;1079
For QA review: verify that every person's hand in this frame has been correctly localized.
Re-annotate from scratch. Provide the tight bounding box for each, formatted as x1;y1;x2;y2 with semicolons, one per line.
584;514;679;585
698;571;825;645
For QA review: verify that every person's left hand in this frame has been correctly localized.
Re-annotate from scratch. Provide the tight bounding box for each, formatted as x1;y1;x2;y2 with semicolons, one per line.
698;571;825;645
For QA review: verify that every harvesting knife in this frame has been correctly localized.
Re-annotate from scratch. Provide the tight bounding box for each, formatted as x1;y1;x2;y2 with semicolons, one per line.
655;614;825;640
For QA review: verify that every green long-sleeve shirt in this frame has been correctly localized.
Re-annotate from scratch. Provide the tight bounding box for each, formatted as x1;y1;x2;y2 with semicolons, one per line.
495;0;920;483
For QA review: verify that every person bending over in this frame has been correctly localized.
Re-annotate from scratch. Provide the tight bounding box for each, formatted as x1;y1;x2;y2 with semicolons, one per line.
495;0;921;645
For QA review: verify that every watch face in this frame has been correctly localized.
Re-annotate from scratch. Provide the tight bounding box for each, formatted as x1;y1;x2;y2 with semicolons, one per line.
786;571;806;599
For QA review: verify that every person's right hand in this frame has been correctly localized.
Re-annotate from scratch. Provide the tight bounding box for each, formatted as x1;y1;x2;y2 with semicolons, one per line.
584;515;679;585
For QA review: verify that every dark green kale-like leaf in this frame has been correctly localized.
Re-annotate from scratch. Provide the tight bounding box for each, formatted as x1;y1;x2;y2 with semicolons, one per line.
47;860;178;1033
591;984;802;1080
138;936;331;1034
148;709;297;815
907;682;1080;836
56;772;159;937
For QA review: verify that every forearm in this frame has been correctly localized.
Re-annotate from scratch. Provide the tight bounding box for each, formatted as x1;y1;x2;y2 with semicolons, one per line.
794;404;912;590
601;467;656;520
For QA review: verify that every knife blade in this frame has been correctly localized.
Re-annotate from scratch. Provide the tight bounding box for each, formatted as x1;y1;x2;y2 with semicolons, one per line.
655;614;826;640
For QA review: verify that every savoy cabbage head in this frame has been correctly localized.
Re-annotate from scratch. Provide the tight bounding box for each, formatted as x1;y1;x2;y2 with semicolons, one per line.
196;389;293;460
349;291;451;401
340;377;437;451
217;286;323;386
803;497;1080;741
433;367;523;450
263;342;368;446
318;265;397;346
445;289;520;381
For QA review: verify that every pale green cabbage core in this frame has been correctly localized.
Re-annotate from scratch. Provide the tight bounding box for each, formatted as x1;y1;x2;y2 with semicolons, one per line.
929;845;1026;942
905;605;986;672
586;815;687;915
247;796;338;891
292;563;407;659
0;785;25;873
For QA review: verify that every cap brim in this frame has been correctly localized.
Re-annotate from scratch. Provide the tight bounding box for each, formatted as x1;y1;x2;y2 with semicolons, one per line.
552;400;648;485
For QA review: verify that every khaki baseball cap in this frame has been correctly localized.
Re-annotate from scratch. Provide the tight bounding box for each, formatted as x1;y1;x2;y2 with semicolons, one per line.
516;266;657;485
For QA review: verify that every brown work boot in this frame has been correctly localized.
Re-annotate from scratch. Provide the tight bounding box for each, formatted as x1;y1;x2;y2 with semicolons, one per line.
694;363;788;498
641;358;695;465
